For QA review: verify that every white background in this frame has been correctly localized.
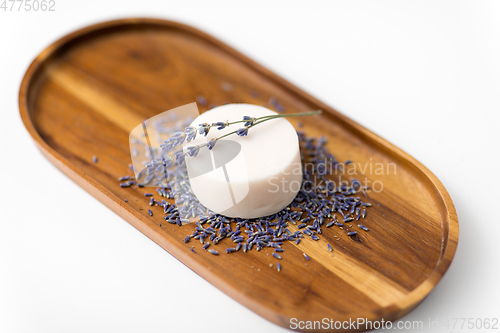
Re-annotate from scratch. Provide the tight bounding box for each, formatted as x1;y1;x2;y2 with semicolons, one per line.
1;1;499;332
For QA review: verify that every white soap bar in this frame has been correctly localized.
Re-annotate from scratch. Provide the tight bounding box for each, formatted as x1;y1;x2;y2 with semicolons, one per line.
184;103;302;218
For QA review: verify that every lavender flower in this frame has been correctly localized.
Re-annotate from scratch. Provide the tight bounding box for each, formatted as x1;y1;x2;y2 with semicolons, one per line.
236;127;248;136
174;150;185;164
185;126;197;142
162;155;173;168
214;121;227;130
187;146;200;157
208;139;217;150
160;109;321;164
243;116;255;127
160;141;173;151
145;161;155;173
161;131;186;151
198;123;210;136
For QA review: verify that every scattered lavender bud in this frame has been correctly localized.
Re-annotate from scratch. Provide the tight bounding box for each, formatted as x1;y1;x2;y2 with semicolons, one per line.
196;95;207;106
221;82;233;92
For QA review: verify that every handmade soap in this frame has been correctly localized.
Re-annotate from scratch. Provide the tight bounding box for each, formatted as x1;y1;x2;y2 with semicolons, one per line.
184;103;302;218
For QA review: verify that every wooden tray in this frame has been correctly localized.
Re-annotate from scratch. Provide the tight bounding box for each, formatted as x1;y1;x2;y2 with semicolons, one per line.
19;18;458;332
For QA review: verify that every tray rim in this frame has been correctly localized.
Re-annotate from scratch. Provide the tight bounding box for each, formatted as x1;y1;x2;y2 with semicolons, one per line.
18;17;459;331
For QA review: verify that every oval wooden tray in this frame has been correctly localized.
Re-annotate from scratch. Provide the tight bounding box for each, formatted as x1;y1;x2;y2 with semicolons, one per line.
19;18;458;332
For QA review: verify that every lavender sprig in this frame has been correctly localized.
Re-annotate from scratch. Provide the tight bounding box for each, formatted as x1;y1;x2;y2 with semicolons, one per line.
160;110;322;164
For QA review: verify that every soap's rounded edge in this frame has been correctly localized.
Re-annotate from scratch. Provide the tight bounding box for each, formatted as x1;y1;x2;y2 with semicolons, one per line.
184;103;304;217
218;181;301;219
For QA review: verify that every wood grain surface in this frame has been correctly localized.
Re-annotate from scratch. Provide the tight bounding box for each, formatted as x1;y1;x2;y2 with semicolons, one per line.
19;18;459;332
